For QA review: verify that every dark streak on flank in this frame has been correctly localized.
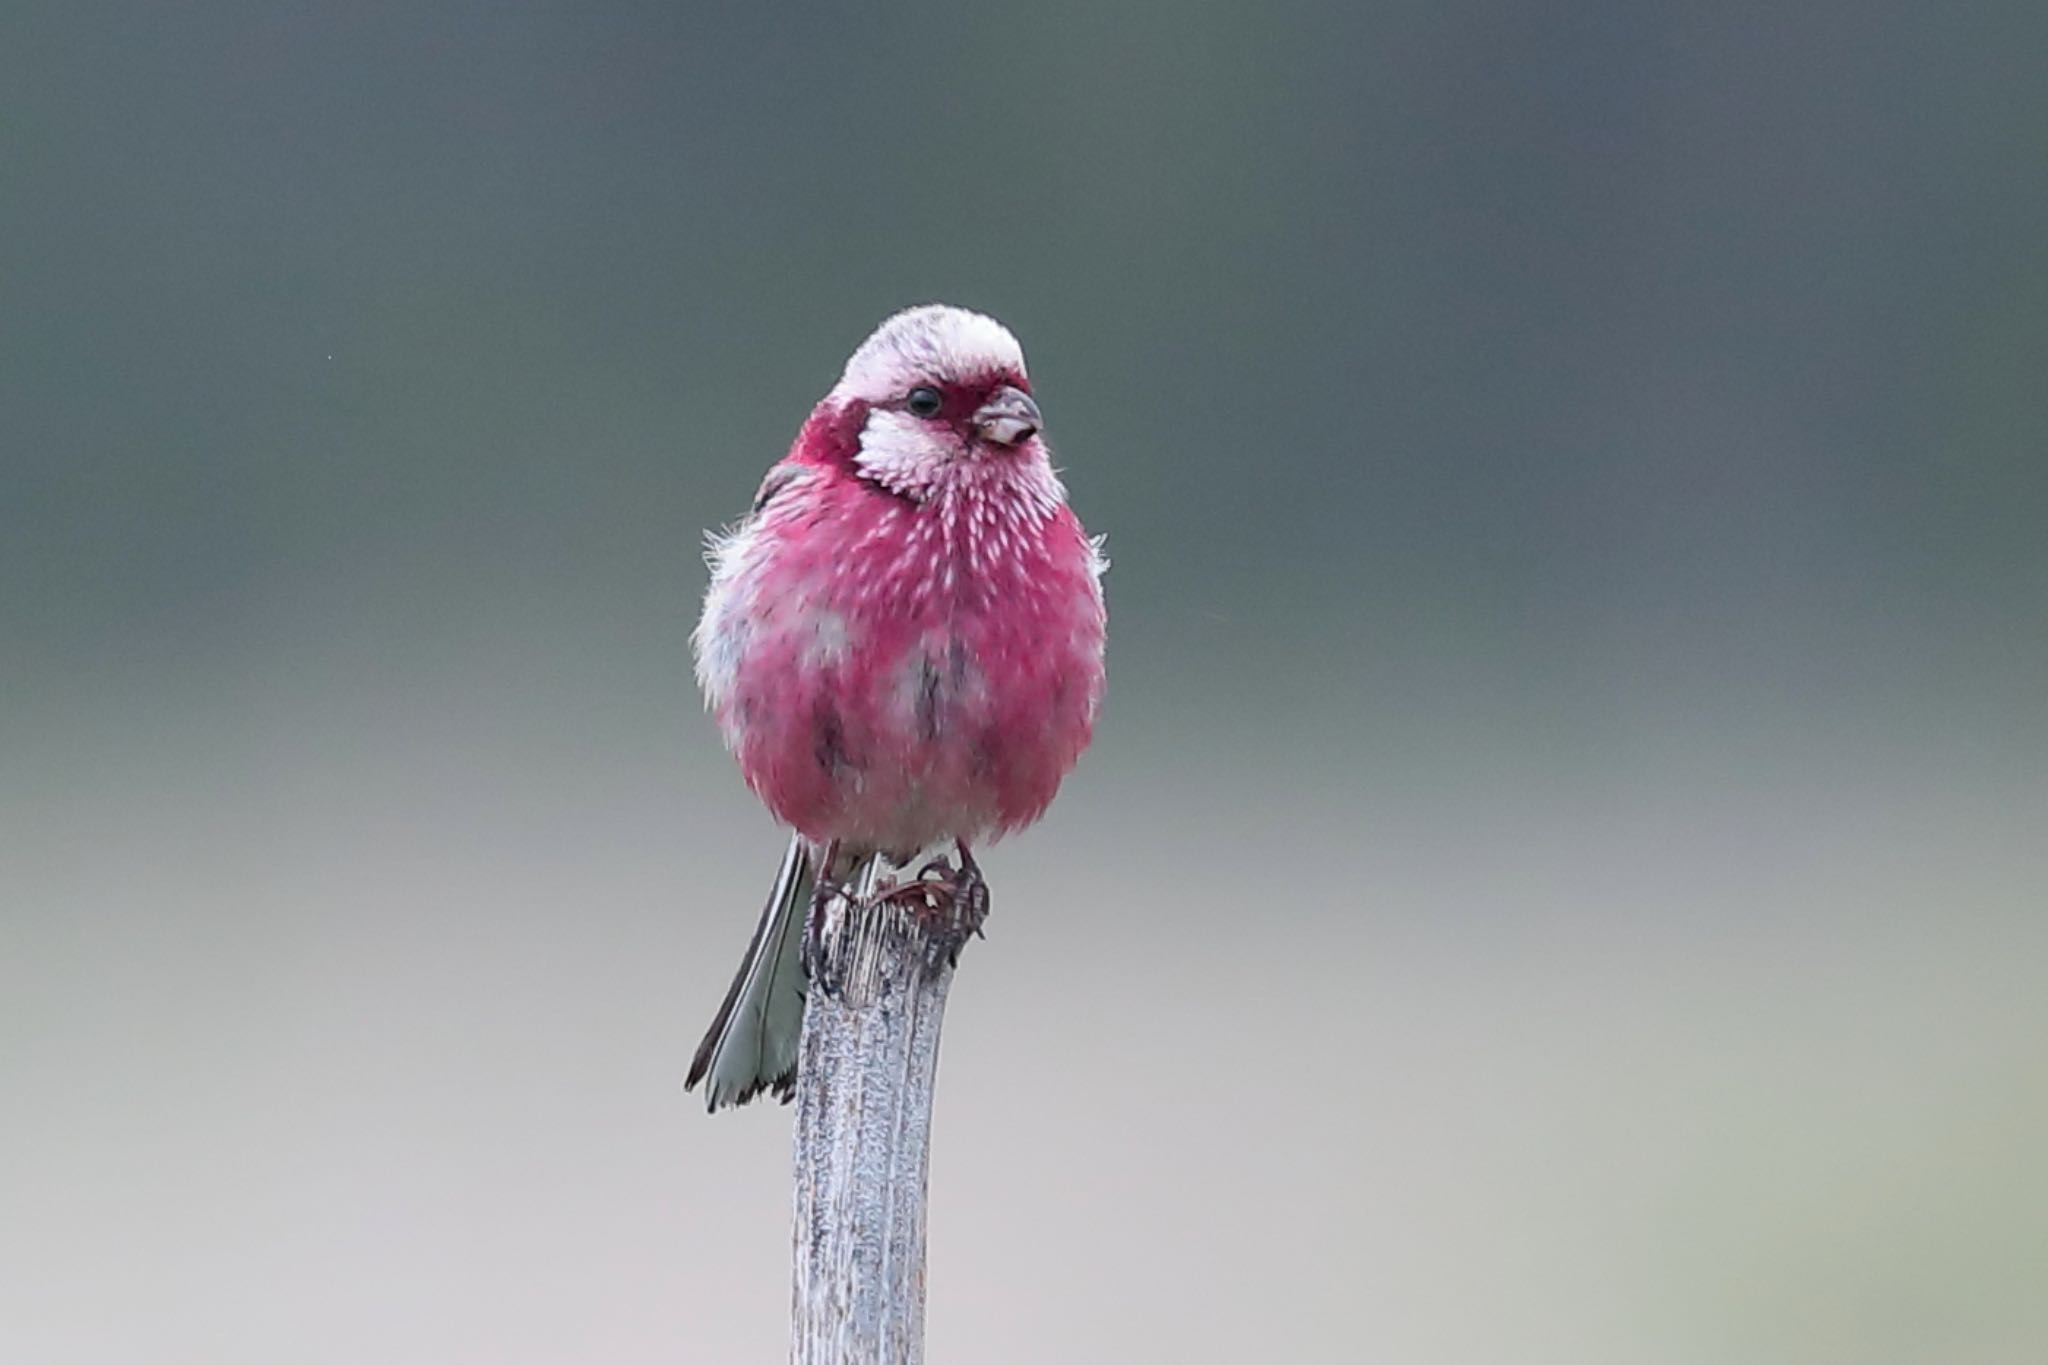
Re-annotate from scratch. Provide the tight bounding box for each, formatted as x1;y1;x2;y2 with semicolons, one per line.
814;701;849;775
916;654;943;742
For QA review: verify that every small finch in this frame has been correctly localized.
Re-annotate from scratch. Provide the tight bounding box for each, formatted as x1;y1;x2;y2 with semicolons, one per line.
686;305;1108;1110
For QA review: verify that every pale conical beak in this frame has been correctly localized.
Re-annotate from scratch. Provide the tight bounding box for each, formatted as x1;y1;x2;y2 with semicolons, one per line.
972;386;1042;446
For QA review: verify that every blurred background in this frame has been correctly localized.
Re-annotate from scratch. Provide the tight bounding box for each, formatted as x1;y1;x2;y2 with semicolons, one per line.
5;3;2045;1361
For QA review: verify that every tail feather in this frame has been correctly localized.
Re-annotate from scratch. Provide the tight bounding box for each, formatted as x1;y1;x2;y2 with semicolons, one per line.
686;835;815;1110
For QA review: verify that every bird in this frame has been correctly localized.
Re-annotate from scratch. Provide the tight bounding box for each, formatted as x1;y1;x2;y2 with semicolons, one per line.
685;305;1108;1111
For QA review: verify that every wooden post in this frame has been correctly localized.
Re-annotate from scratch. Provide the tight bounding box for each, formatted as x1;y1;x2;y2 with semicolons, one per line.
790;857;976;1365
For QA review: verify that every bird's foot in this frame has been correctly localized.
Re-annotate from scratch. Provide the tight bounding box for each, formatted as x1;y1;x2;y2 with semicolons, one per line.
875;842;989;965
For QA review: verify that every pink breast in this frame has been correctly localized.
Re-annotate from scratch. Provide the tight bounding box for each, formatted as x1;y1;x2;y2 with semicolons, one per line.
722;487;1104;855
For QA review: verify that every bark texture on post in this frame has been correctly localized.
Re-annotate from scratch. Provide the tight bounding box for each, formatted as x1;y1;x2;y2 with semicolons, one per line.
790;858;971;1365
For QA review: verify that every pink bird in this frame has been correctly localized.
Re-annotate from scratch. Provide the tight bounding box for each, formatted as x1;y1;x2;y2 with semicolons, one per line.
686;305;1108;1110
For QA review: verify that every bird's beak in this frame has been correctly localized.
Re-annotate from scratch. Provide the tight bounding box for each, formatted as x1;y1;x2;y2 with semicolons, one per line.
972;386;1042;446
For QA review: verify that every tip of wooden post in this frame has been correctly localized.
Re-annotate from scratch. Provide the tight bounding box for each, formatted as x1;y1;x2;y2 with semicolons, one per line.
805;870;986;1005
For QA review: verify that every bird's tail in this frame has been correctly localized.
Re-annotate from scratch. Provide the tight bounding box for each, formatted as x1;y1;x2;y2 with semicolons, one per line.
685;834;817;1110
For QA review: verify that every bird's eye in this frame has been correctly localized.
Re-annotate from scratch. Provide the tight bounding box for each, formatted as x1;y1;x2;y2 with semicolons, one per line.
905;386;943;418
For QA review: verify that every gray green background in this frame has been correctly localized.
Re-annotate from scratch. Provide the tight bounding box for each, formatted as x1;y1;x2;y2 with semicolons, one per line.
5;3;2045;1361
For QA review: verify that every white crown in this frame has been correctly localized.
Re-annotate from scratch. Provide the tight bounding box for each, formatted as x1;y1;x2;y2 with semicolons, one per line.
835;304;1027;401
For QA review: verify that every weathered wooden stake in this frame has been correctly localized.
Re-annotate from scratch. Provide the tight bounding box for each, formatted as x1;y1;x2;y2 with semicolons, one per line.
790;857;976;1365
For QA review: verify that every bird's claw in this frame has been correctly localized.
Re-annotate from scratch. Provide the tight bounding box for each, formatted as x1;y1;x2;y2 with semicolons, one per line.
873;844;989;964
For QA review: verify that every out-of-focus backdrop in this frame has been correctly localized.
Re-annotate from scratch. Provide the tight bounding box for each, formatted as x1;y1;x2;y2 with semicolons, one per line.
5;4;2045;1362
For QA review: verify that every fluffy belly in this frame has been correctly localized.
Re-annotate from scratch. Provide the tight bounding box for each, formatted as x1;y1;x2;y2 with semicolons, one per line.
716;610;1094;857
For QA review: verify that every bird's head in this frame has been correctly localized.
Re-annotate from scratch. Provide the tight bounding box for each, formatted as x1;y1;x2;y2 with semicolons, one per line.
822;304;1048;499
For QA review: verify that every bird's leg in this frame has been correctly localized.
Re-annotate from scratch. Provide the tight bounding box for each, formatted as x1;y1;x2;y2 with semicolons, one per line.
874;840;990;965
802;839;844;981
944;841;990;938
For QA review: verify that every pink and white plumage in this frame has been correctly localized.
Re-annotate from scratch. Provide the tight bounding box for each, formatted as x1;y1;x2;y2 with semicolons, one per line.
686;305;1106;1109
